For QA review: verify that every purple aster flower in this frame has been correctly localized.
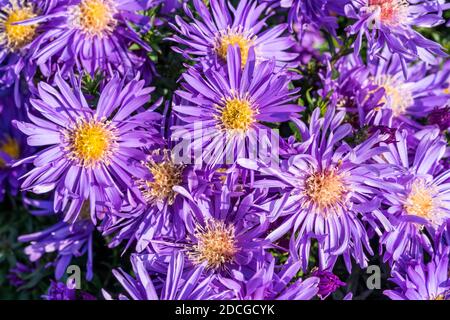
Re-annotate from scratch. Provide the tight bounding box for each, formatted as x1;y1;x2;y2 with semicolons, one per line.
0;0;43;90
384;248;450;300
102;147;200;252
30;0;154;79
374;129;450;262
144;178;272;280
238;107;392;271
176;204;269;274
43;279;96;300
169;0;298;68
344;0;449;68
311;268;346;299
0;89;33;201
13;73;162;223
217;256;320;300
103;252;228;300
172;45;301;167
358;50;450;130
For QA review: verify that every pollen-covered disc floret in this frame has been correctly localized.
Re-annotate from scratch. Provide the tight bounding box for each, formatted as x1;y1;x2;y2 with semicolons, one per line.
304;168;348;216
215;26;256;67
0;136;20;167
371;75;414;116
366;0;410;26
216;94;257;133
404;179;444;226
0;0;37;51
68;0;117;36
137;150;184;205
188;220;238;270
64;117;118;168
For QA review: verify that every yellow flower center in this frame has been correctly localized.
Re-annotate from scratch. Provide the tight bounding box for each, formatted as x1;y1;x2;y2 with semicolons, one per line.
138;151;184;205
69;0;116;36
305;169;347;213
215;27;256;67
65;118;117;167
218;96;256;132
405;179;442;225
372;75;413;116
2;3;37;51
188;220;237;270
0;136;20;167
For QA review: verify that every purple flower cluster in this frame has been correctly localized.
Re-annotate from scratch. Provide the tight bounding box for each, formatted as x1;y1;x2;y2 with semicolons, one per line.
1;0;449;300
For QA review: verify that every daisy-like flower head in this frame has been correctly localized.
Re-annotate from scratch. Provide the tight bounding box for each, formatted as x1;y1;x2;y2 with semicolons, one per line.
0;0;43;88
145;180;272;280
0;0;37;51
170;0;297;68
103;252;230;300
13;73;162;223
103;147;204;253
374;129;450;262
384;247;450;300
344;0;449;69
183;191;270;275
238;107;392;271
359;51;450;130
172;45;302;167
30;0;154;78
